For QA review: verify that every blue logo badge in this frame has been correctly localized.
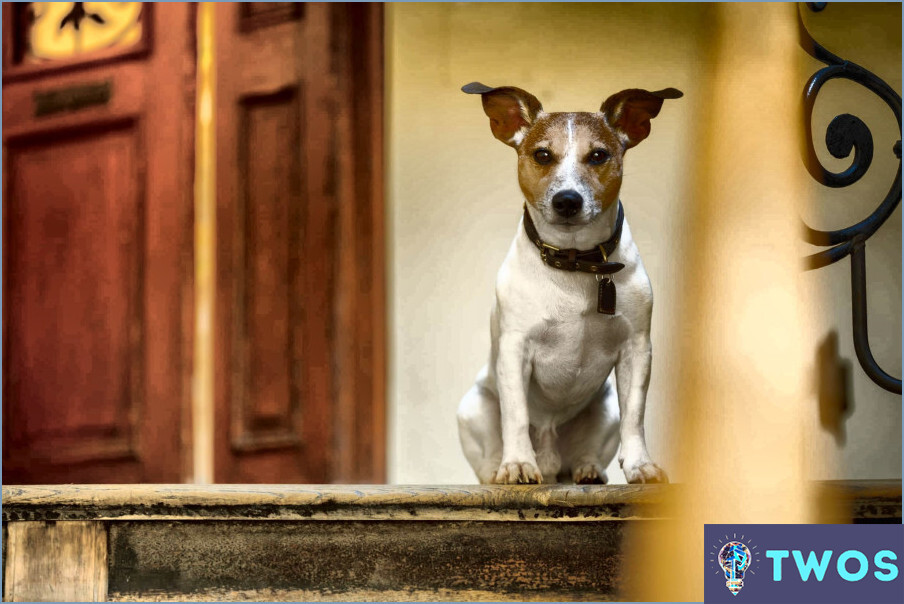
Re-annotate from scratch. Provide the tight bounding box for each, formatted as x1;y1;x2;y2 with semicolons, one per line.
704;524;903;604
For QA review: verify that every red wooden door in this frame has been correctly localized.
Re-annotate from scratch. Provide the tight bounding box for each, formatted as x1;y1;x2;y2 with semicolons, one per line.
2;3;195;483
214;3;385;483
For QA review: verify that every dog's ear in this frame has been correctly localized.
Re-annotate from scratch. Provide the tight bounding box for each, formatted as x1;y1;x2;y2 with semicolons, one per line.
462;82;543;148
600;88;682;149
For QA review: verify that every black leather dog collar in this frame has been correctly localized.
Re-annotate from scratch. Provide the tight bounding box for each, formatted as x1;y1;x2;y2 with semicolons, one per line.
522;202;626;314
522;202;626;275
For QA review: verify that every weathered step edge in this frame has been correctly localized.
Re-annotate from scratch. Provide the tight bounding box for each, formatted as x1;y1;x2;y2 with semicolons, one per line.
2;484;666;522
2;480;900;522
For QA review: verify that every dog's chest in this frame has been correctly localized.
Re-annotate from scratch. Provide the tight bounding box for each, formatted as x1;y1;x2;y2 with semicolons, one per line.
496;221;651;410
529;288;630;406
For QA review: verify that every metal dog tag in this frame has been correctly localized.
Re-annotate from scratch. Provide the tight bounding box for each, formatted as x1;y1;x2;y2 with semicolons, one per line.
597;276;616;315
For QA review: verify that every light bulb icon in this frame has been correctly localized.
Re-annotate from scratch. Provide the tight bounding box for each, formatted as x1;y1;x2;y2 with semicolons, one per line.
718;541;751;596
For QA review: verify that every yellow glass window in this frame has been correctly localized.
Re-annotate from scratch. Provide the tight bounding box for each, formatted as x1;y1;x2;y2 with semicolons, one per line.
21;2;143;63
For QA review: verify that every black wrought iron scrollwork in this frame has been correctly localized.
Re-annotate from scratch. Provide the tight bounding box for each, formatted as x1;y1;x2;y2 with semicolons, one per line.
798;5;902;395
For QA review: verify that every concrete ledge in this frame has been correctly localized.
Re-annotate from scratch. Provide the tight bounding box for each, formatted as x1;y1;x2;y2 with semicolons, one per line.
2;483;667;522
3;481;900;522
815;479;903;522
2;481;900;601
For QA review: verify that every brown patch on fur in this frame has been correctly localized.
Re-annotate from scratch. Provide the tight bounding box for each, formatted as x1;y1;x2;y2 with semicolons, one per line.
484;95;529;145
517;112;624;209
471;84;544;147
600;89;677;149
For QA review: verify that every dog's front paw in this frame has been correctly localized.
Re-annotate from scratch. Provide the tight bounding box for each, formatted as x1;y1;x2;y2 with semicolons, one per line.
573;461;608;485
495;460;543;484
622;459;668;484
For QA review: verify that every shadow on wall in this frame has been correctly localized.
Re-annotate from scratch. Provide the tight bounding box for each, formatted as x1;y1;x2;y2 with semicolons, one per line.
817;331;854;446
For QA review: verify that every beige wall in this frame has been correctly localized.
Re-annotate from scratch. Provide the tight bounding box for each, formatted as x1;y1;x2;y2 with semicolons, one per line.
386;3;901;484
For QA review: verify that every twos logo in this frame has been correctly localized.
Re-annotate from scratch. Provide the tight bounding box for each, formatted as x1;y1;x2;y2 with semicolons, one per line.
765;547;897;583
703;524;903;604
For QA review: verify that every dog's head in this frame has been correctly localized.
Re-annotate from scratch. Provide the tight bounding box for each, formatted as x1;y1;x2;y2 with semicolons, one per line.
463;82;682;228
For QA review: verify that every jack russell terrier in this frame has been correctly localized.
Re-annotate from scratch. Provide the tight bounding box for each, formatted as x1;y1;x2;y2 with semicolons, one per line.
457;82;682;485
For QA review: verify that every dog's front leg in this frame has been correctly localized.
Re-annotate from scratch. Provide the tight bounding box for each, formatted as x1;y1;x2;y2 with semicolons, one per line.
615;333;668;484
494;332;542;484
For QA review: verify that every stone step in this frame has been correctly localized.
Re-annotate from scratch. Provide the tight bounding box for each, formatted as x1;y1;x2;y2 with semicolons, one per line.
2;481;900;601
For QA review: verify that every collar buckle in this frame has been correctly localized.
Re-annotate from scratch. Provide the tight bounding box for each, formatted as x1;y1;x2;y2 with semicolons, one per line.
539;241;559;262
598;244;609;263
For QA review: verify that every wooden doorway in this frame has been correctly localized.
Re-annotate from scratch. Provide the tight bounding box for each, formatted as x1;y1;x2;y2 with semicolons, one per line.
2;2;385;484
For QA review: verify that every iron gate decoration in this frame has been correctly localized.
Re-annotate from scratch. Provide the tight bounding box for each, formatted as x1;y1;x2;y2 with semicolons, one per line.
799;3;902;395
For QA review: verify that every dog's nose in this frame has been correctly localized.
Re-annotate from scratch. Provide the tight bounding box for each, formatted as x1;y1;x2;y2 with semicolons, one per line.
551;190;583;218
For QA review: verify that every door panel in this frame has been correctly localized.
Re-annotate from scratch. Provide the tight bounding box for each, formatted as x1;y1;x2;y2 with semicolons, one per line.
2;3;195;483
6;123;143;467
233;87;304;453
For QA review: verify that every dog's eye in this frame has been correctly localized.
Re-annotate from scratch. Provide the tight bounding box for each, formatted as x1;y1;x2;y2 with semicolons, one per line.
533;149;553;165
587;149;609;165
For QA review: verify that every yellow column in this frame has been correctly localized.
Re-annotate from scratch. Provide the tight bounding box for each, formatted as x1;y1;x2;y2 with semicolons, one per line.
625;3;818;600
192;2;216;484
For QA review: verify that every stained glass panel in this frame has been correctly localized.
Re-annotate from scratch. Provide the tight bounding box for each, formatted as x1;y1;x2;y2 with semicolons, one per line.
16;2;143;64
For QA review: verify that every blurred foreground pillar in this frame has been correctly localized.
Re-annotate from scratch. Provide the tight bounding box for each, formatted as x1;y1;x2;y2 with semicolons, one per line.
624;4;819;600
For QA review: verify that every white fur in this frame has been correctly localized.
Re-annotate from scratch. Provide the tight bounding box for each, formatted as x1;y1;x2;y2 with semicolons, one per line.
457;122;667;485
508;131;525;146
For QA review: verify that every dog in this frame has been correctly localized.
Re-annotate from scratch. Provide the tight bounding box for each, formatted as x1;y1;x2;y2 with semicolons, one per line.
456;82;681;485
